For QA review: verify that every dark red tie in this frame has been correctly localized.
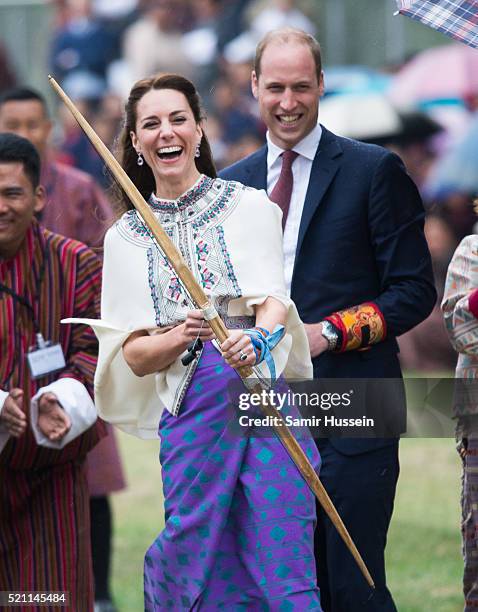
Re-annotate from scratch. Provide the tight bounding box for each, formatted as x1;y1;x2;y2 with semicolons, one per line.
270;150;298;229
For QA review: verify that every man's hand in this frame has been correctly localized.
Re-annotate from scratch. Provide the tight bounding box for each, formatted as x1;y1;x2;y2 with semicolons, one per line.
37;392;71;442
0;388;27;437
304;323;329;358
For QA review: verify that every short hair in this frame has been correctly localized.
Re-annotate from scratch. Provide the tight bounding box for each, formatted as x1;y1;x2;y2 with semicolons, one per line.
254;28;322;84
0;86;49;117
0;132;41;188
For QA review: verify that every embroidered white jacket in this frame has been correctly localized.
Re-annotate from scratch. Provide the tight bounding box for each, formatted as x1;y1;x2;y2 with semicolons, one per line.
67;176;312;438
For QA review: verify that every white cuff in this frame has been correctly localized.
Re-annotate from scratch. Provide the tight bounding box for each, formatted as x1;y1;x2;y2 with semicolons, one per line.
0;389;10;454
0;389;8;414
30;378;97;449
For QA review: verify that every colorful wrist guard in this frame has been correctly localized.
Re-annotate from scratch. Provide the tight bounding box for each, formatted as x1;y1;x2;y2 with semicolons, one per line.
325;302;386;352
244;324;285;382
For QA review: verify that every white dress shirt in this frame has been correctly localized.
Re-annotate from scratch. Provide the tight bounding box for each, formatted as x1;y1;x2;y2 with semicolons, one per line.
266;123;322;295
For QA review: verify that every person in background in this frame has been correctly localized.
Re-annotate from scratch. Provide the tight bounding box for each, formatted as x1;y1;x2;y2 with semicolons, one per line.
442;219;478;612
0;132;105;610
50;0;116;95
249;0;316;38
0;86;125;612
0;86;112;248
211;77;261;148
122;0;193;84
220;27;436;611
59;94;122;189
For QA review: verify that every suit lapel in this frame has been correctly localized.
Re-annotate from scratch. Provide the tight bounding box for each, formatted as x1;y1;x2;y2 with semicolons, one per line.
243;145;268;190
295;127;343;256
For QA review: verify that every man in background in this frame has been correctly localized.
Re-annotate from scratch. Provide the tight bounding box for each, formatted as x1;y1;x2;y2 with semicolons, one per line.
0;86;112;248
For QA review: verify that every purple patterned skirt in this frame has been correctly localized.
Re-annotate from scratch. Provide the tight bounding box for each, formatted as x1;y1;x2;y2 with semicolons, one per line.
144;343;322;611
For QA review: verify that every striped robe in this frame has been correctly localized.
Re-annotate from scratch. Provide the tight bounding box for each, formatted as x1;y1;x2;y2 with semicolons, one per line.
0;220;105;611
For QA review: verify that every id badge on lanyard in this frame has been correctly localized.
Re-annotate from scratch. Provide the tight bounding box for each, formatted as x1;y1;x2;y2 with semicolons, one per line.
27;333;66;380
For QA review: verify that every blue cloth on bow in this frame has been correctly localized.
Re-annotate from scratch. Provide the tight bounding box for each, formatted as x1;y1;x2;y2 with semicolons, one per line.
244;324;285;383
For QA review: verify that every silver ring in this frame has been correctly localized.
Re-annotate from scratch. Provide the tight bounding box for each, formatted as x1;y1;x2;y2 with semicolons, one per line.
239;350;248;362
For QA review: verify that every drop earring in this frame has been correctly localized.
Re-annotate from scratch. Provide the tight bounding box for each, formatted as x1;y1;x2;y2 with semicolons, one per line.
137;152;144;166
195;143;200;158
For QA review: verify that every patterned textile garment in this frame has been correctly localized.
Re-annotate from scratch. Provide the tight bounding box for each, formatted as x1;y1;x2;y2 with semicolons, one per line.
0;220;105;611
458;436;478;611
442;234;478;611
39;157;113;249
442;235;478;423
144;343;322;611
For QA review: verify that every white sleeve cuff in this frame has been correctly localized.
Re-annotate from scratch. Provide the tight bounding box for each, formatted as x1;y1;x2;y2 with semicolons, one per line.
0;389;10;454
0;389;8;415
30;378;97;449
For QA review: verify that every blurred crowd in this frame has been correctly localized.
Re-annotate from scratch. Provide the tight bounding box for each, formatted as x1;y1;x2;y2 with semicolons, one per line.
1;0;477;373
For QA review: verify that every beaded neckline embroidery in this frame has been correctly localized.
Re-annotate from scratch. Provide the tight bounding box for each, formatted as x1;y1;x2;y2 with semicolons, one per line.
149;175;214;214
116;177;244;327
117;177;242;246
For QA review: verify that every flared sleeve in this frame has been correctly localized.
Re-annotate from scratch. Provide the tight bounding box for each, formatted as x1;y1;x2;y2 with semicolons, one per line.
65;223;167;438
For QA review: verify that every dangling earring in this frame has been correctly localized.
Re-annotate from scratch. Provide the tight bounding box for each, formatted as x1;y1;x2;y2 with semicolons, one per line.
137;152;144;166
195;143;200;158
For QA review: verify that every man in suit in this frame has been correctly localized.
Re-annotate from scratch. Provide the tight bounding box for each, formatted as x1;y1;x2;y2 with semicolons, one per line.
220;28;436;611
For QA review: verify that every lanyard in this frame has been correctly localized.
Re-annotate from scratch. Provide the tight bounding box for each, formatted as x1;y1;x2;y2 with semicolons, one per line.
0;243;48;333
0;283;41;333
0;240;48;387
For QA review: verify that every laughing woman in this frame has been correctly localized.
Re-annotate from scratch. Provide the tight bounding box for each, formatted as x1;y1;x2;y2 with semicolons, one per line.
88;74;321;610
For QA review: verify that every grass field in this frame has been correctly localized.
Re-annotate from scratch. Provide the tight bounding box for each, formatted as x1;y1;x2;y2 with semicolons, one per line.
110;435;463;611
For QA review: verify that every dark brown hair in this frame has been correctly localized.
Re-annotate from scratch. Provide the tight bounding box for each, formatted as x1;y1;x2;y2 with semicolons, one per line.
115;73;216;213
0;132;41;188
0;86;49;118
254;28;322;84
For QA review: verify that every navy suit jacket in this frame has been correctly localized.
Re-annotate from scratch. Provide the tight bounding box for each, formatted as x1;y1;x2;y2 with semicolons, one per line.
220;126;437;454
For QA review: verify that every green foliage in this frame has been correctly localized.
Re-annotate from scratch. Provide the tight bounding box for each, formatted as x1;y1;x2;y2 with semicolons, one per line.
388;439;462;612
